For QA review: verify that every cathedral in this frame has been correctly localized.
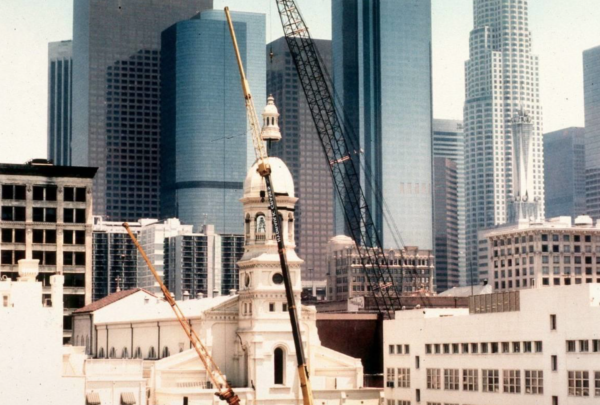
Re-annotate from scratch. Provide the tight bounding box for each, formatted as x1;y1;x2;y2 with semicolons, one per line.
72;98;382;405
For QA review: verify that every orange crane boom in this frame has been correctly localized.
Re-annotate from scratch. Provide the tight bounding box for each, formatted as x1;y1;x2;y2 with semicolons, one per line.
122;223;240;405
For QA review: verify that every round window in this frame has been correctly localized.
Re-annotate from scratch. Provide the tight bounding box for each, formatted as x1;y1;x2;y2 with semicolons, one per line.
272;273;284;285
244;273;250;287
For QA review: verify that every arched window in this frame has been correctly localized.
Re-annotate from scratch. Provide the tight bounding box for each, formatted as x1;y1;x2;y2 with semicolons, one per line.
245;214;251;243
134;347;142;359
148;346;156;359
122;347;129;359
287;214;294;242
274;347;285;385
256;214;266;242
85;336;90;355
162;346;170;358
109;347;116;358
98;347;105;359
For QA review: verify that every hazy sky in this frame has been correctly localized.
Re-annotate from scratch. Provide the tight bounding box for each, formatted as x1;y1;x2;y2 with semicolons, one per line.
0;0;599;164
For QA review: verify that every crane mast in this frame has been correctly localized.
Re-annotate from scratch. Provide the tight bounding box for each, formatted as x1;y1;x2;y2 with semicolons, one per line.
274;0;403;319
122;223;240;405
224;7;314;405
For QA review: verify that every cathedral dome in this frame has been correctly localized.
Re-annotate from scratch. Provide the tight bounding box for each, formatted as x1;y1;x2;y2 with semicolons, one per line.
243;157;295;198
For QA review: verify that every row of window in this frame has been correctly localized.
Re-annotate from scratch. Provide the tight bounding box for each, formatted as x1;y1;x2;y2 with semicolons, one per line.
386;368;544;394
1;185;86;202
1;207;86;223
1;229;85;245
566;339;600;353
0;250;86;266
424;341;542;355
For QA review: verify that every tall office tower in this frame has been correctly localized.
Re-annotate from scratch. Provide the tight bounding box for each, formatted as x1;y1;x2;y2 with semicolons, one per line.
0;161;96;343
544;127;586;219
433;119;465;285
332;0;433;250
160;10;265;233
433;157;459;293
267;37;334;281
584;46;600;220
72;0;213;222
47;41;73;166
464;0;544;282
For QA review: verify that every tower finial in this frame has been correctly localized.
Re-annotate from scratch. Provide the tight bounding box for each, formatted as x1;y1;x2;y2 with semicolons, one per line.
261;95;281;142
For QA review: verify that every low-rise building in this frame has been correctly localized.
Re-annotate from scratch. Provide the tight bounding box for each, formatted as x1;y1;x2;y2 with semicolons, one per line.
326;235;434;301
479;215;600;292
0;161;96;342
384;284;600;405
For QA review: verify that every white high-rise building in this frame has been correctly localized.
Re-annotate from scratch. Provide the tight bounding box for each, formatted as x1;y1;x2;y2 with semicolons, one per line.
464;0;544;284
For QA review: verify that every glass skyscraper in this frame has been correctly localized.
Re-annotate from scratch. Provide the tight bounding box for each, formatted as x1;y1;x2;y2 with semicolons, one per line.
584;46;600;220
160;10;265;233
47;40;73;166
332;0;433;250
433;119;465;287
267;37;334;281
464;0;544;282
72;0;213;222
544;127;586;219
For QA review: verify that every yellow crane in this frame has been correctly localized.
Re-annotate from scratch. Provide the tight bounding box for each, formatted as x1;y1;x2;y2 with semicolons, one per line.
122;223;241;405
224;7;314;405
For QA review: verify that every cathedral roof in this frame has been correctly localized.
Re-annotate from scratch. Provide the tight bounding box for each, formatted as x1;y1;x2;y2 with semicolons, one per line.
243;157;295;199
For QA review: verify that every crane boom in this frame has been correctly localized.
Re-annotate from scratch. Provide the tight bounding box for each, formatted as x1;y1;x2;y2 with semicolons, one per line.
274;0;403;318
122;223;240;405
224;7;314;405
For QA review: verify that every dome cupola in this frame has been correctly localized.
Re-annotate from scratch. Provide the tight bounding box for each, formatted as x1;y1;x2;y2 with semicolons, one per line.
261;95;281;142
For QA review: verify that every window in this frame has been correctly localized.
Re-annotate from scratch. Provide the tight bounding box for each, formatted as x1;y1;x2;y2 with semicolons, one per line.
274;347;285;385
147;346;156;359
64;187;87;202
415;356;420;369
444;369;459;390
579;340;589;352
32;229;56;244
269;303;275;312
523;341;532;353
525;370;543;394
32;251;56;265
405;344;410;354
503;370;521;393
593;340;600;352
1;228;25;243
551;355;558;371
397;368;410;388
481;342;489;353
550;314;556;330
595;371;600;396
389;345;395;354
64;230;85;245
566;340;576;352
443;344;450;354
462;369;478;391
1;185;26;200
482;369;499;392
502;342;510;353
491;342;499;353
513;341;521;353
63;251;86;266
63;208;86;224
462;343;469;353
1;206;25;222
32;185;57;201
425;344;432;354
415;389;420;402
162;346;170;358
471;343;478;354
568;371;589;396
386;368;395;388
398;401;410;405
426;369;441;390
451;343;458;354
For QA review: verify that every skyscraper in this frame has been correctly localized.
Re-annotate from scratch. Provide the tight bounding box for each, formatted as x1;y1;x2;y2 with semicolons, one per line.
47;40;73;166
433;157;459;292
544;127;586;219
267;37;334;281
433;119;465;285
160;10;265;233
584;45;600;220
72;0;213;222
464;0;544;282
332;0;433;250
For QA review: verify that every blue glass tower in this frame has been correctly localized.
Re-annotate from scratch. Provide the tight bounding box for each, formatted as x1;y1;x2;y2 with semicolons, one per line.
332;0;433;250
160;10;266;233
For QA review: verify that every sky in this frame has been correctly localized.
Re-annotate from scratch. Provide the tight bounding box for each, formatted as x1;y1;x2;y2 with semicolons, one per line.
0;0;599;164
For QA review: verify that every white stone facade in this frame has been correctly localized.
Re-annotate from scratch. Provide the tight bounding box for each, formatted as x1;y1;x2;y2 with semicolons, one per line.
384;284;600;405
479;216;600;291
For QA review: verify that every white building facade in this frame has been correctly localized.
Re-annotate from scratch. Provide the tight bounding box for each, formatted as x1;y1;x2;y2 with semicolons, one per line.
464;0;544;284
384;284;600;405
479;215;600;292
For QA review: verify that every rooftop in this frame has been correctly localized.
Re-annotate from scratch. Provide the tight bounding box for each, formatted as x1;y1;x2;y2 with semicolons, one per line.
0;162;97;179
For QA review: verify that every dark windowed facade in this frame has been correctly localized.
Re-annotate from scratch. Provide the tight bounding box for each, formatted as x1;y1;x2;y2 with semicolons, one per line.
267;37;334;281
48;40;73;166
72;0;213;222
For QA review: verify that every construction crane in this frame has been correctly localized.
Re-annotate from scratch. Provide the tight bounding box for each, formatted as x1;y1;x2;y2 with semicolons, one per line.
122;223;241;405
274;0;403;319
224;7;314;405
